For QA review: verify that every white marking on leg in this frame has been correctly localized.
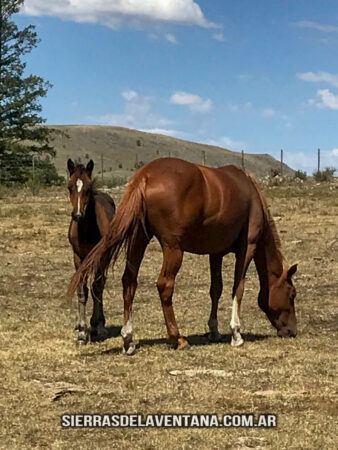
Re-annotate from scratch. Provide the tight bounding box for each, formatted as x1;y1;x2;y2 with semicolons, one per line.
230;296;241;330
230;296;244;347
121;317;137;355
121;318;133;339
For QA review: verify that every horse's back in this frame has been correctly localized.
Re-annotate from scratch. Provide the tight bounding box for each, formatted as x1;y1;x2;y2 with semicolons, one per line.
138;158;263;253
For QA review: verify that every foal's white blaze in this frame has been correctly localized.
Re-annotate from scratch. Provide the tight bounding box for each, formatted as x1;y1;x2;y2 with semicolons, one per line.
76;179;83;215
230;296;241;330
76;179;83;192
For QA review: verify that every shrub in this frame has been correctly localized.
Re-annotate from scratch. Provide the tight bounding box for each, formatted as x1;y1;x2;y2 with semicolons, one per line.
294;170;307;181
134;160;145;170
105;176;128;188
270;168;281;178
313;167;336;182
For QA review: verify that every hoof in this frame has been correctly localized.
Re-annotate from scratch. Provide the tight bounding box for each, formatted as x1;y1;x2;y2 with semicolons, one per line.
177;337;190;351
208;331;223;343
231;336;244;347
77;336;88;345
122;341;138;356
77;329;89;345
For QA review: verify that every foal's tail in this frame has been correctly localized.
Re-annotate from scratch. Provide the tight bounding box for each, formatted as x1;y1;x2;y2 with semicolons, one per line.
67;173;147;302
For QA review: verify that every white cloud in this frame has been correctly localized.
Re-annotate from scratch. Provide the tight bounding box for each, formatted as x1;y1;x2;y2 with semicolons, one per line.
283;149;338;174
213;32;225;42
309;89;338;110
237;74;253;83
228;102;252;112
261;108;276;118
21;0;218;29
170;91;213;113
122;90;138;101
87;90;174;130
165;33;177;44
207;136;247;151
295;21;338;33
261;108;289;123
297;71;338;88
140;128;179;137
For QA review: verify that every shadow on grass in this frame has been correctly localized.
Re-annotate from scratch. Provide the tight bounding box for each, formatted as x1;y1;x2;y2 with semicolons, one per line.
90;331;270;356
90;324;122;343
139;332;270;348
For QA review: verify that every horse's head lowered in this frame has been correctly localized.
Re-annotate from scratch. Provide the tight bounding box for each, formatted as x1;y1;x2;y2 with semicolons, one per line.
67;159;94;222
263;264;298;338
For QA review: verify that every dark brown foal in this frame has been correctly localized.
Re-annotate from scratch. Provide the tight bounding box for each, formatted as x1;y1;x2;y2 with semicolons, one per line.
67;159;115;344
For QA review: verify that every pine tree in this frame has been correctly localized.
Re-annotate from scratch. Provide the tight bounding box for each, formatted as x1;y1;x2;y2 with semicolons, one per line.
0;0;56;184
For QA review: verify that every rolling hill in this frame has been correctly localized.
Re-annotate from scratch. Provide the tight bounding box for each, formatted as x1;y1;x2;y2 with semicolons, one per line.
48;125;294;180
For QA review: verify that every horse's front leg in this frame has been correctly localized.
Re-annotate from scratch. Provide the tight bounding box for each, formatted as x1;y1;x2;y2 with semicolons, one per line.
73;253;89;344
75;284;89;344
231;242;256;347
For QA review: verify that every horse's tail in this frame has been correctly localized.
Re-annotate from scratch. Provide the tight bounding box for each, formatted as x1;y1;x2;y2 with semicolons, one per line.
67;173;147;302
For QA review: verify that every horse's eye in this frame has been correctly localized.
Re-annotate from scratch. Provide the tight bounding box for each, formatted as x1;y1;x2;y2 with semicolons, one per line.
68;186;73;193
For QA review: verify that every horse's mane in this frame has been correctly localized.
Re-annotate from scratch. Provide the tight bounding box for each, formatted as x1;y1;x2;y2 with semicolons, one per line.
245;171;284;262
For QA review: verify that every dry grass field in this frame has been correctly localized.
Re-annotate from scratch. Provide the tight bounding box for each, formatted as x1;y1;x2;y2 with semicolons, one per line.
0;181;337;449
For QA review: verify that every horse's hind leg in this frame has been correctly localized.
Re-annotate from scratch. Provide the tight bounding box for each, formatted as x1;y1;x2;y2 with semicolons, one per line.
157;246;188;350
90;264;108;342
121;228;150;355
208;254;223;342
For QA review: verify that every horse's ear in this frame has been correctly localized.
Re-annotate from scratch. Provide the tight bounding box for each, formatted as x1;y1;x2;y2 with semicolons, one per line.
86;159;94;178
287;264;298;279
67;158;75;175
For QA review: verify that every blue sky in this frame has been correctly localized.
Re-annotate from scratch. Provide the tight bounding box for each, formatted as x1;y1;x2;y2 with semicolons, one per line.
16;0;338;173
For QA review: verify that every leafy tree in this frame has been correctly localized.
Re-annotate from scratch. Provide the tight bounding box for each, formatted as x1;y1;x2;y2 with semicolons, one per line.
0;0;56;184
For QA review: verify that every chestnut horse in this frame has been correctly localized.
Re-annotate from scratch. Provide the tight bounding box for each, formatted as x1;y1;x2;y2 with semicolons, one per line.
67;159;115;344
68;158;297;354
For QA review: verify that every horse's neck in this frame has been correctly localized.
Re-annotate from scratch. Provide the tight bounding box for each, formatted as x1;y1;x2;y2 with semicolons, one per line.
78;194;96;232
255;223;284;308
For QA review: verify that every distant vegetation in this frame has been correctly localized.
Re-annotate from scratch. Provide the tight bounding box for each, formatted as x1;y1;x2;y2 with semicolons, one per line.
313;167;336;182
294;170;307;181
0;0;61;192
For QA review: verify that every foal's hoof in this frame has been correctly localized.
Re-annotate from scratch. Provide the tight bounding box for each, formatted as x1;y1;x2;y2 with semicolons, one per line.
77;335;88;346
231;336;244;347
122;341;138;356
208;331;223;343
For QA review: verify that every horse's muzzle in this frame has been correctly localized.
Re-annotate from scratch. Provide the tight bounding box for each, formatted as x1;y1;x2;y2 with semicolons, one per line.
277;327;297;338
71;212;83;222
